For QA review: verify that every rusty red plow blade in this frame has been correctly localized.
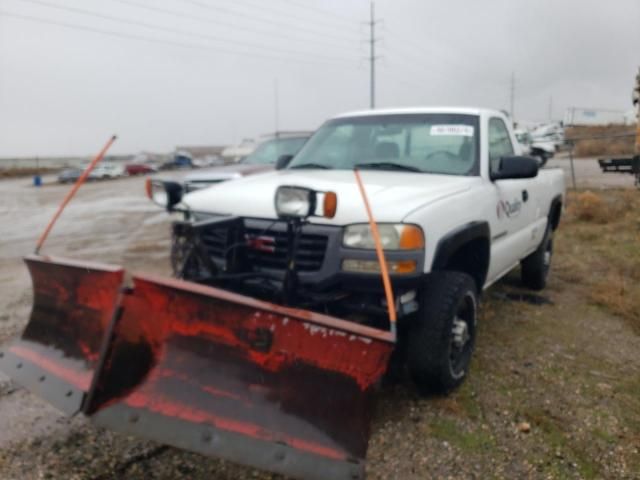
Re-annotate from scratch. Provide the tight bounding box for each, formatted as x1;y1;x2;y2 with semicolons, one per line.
0;256;394;480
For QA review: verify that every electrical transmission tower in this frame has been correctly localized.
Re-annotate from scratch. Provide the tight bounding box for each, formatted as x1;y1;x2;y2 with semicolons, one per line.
509;72;515;120
367;2;381;109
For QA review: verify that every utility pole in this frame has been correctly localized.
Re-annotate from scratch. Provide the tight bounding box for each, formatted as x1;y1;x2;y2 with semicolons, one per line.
509;72;515;120
633;67;640;155
274;79;279;135
548;96;553;122
368;2;380;109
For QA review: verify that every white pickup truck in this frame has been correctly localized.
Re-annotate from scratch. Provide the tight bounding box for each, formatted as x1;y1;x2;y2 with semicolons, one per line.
150;107;565;394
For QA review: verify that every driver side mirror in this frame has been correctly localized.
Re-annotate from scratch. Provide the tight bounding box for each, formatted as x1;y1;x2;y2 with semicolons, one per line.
491;155;539;181
276;154;294;170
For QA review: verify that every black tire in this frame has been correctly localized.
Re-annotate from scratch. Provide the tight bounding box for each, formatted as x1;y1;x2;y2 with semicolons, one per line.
538;154;548;168
408;271;478;395
520;226;553;290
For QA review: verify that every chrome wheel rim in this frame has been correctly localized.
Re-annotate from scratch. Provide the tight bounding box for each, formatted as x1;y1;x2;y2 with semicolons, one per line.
544;233;554;273
449;292;476;379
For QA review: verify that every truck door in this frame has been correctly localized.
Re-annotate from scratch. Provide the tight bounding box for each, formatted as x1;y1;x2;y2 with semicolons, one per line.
487;117;535;281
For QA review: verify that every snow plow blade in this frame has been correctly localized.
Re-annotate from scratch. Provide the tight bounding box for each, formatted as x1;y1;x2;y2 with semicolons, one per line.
0;256;124;415
88;274;394;480
0;257;395;480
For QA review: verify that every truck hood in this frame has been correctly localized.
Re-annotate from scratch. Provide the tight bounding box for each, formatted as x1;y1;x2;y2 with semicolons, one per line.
184;163;273;181
183;170;478;224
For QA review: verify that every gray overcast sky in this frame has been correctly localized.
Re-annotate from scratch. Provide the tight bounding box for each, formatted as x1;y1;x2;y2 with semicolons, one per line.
0;0;638;157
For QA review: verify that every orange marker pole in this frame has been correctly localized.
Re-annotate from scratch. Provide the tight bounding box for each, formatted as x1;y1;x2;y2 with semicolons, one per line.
34;135;118;255
354;169;397;336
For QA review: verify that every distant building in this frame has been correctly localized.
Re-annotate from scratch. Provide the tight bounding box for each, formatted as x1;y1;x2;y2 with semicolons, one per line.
564;107;629;126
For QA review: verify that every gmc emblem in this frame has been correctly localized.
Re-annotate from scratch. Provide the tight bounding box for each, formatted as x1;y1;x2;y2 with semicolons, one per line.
245;234;276;253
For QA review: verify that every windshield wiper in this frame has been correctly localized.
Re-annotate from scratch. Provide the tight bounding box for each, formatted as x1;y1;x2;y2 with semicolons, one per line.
289;163;331;169
355;162;422;172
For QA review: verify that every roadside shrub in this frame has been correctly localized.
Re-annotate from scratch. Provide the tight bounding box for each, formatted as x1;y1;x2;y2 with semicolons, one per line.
589;275;640;334
558;190;640;335
571;191;609;223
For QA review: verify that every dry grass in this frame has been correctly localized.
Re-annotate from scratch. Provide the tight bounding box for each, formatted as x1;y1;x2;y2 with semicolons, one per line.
570;190;627;223
0;167;57;179
566;124;636;157
589;274;640;322
557;189;640;333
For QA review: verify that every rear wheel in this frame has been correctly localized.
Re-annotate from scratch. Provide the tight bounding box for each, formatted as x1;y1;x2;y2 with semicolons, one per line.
408;271;477;395
521;226;553;290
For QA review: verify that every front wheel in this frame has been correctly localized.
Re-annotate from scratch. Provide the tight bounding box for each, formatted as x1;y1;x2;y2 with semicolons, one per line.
408;271;478;395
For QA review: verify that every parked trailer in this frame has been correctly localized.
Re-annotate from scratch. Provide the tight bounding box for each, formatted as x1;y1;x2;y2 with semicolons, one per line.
598;156;640;186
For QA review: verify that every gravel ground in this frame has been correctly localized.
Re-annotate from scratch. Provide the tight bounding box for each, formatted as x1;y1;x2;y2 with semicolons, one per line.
0;167;638;479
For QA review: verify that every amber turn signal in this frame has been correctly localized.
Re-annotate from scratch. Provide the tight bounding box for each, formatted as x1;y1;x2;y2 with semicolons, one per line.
399;225;425;250
323;192;337;218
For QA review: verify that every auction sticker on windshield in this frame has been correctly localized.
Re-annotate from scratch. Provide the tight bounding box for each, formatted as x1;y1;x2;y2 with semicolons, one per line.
430;125;474;136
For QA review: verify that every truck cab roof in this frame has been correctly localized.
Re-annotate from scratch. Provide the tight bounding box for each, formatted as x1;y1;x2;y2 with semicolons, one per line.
331;107;496;120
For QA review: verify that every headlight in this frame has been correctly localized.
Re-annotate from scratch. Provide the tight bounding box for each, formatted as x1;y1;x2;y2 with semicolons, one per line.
343;224;424;250
275;186;316;218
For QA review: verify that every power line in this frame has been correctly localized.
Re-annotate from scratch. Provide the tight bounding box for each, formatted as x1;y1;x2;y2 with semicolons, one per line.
383;69;433;93
379;32;511;105
14;0;356;62
109;0;355;51
382;60;448;86
382;26;505;84
282;0;360;25
0;10;361;67
171;0;360;43
379;60;508;109
186;0;361;37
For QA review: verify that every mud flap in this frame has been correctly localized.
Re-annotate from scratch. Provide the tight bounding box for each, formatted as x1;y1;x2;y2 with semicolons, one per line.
0;256;124;415
0;258;395;480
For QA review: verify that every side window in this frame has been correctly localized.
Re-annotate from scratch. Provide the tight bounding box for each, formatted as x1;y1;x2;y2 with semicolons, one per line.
488;118;514;174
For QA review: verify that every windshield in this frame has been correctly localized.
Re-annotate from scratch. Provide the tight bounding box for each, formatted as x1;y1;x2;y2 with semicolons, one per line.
241;136;308;165
288;114;480;175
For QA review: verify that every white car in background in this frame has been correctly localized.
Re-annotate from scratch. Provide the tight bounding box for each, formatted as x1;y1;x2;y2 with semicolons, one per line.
183;132;311;192
515;129;556;166
89;162;126;180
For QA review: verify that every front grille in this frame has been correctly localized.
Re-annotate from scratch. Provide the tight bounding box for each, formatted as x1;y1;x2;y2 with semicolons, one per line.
194;220;329;273
244;227;328;272
199;227;229;258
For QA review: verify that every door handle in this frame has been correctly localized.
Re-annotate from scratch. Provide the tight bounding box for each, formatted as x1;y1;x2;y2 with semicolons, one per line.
522;190;529;202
